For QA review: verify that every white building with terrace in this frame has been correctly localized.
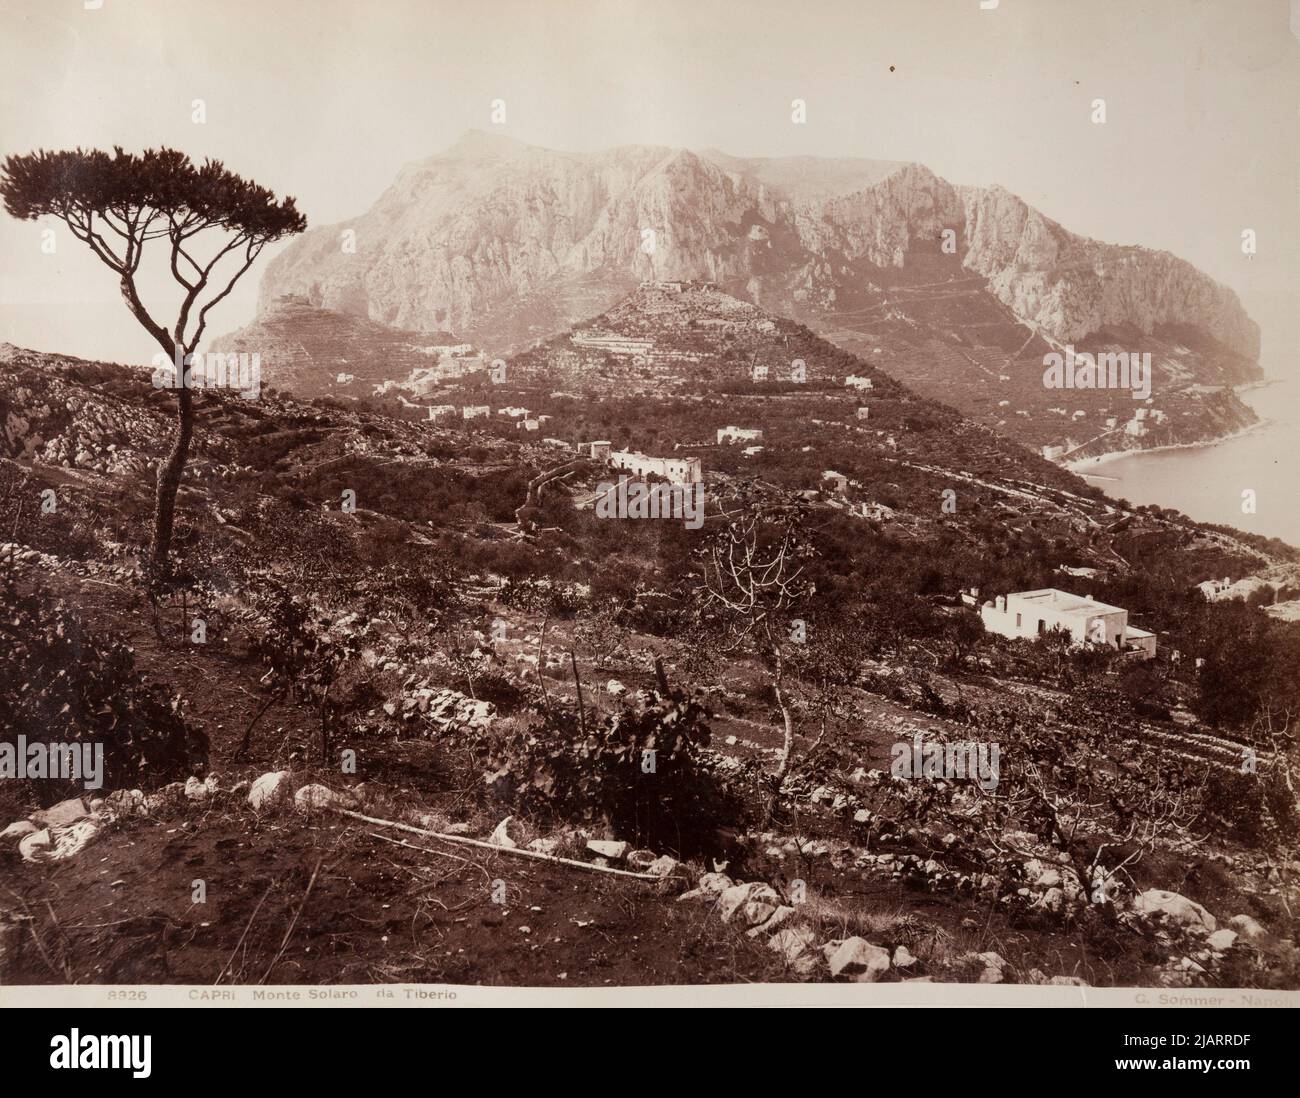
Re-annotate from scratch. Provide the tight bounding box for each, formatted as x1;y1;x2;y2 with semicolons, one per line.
609;450;702;485
980;588;1156;659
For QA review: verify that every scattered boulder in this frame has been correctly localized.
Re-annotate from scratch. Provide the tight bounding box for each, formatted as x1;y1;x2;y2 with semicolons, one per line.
646;855;683;878
146;782;187;813
31;797;89;829
586;839;629;861
1157;956;1206;988
411;688;495;735
605;680;627;697
45;820;100;862
626;849;657;870
19;828;51;862
247;771;291;814
1227;914;1267;943
748;905;795;937
1132;889;1217;934
824;937;891;983
1037;886;1066;914
892;945;918;969
105;789;148;818
1;820;38;842
677;872;734;903
185;776;219;802
527;837;560;856
769;926;818;973
960;951;1009;983
717;882;778;923
1206;929;1239;953
293;784;354;815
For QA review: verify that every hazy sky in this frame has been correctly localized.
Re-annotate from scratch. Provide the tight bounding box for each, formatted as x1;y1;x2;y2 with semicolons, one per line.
1;0;1296;370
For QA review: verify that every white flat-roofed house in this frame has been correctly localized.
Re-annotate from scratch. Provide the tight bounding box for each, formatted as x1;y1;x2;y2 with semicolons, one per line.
822;469;849;493
980;588;1155;659
717;426;764;444
462;405;490;420
845;375;875;391
610;449;702;485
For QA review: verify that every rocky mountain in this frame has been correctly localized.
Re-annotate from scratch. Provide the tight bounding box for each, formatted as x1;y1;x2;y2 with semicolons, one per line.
253;132;1258;362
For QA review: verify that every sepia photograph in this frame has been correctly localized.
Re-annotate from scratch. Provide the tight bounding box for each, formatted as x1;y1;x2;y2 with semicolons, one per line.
0;0;1298;1049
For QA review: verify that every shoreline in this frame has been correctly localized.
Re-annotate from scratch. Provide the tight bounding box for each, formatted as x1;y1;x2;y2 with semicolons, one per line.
1064;418;1274;476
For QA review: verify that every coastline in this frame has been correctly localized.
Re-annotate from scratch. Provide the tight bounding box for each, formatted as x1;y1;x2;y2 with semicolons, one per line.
1064;418;1273;477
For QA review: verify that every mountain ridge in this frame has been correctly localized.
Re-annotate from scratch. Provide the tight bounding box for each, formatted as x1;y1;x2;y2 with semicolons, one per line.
252;131;1257;365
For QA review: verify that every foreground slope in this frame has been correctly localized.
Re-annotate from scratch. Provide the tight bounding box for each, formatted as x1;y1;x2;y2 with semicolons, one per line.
1;335;1297;988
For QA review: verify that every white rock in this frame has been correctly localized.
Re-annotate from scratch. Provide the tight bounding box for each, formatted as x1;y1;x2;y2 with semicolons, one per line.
46;820;100;861
293;784;352;814
185;776;219;801
646;855;683;878
1036;866;1063;889
1038;886;1066;914
717;882;779;922
892;945;917;969
1206;929;1239;953
1132;889;1217;933
247;771;291;813
31;797;88;829
747;905;795;937
105;789;148;817
490;816;521;848
605;680;627;696
586;839;629;861
824;937;891;982
626;849;657;870
769;926;817;970
1227;914;1267;943
19;828;52;862
1;820;38;842
960;950;1008;983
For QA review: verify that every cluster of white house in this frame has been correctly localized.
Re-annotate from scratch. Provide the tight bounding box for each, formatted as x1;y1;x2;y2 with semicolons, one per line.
978;588;1156;659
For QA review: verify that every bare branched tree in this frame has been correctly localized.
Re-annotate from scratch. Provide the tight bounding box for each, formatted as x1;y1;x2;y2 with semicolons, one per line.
698;499;813;791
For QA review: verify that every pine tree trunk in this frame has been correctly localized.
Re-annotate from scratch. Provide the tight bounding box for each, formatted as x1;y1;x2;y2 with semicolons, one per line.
150;379;193;571
118;275;192;575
